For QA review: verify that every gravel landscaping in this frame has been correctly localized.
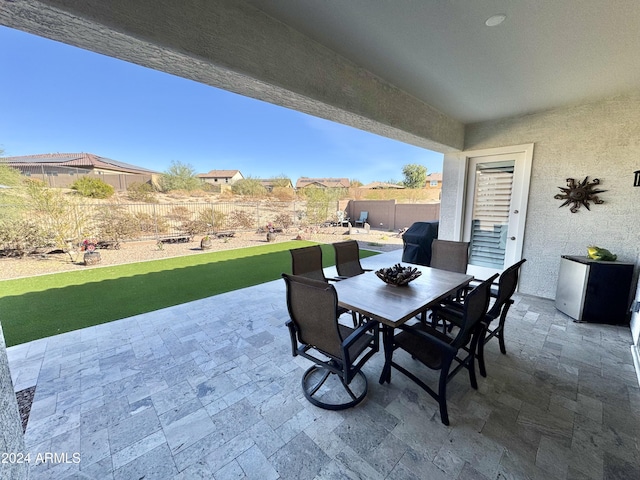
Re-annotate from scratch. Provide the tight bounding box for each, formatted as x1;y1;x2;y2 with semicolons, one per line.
0;227;404;281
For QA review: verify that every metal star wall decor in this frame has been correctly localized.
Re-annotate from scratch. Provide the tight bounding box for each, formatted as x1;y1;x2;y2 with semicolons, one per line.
554;176;606;213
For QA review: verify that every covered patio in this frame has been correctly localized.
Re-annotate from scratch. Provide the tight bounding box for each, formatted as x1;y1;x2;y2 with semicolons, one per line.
2;2;640;479
7;251;640;479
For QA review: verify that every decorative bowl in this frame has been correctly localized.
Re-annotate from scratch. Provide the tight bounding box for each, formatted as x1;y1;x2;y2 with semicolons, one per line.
375;264;422;286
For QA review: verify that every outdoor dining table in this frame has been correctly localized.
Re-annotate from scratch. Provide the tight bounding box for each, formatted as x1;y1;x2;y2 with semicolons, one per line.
333;265;473;384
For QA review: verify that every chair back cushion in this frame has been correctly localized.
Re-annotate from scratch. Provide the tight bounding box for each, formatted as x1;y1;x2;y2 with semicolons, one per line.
333;240;365;277
290;245;328;282
283;274;343;359
430;240;469;273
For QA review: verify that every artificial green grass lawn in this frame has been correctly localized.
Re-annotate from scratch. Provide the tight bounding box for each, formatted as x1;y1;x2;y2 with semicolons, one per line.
0;241;379;347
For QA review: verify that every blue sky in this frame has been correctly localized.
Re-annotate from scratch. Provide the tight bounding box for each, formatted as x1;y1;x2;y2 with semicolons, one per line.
0;26;443;184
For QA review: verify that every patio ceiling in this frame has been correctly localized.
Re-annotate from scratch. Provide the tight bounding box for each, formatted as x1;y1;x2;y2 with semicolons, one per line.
244;0;640;123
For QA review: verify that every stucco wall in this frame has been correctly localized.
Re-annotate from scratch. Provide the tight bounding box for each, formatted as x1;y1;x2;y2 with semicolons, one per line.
443;92;640;300
0;323;28;480
347;200;440;231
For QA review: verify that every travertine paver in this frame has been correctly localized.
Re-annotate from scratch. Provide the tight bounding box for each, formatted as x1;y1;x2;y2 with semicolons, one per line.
6;250;640;479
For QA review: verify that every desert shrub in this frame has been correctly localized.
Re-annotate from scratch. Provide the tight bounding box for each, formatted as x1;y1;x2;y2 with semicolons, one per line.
0;163;22;187
133;212;169;235
96;206;139;241
167;206;193;222
0;218;52;257
180;219;209;236
227;210;255;229
198;209;227;230
71;176;115;199
231;178;267;197
127;182;156;202
271;186;295;201
274;212;294;229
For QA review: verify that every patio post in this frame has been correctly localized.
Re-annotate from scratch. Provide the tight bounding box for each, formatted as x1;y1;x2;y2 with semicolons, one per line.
0;322;28;479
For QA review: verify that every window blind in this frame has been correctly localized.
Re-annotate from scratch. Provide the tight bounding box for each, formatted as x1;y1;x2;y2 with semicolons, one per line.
469;163;514;269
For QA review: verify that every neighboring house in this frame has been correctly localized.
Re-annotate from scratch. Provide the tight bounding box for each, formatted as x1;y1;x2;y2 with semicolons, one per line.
3;152;157;176
197;169;244;185
425;173;442;189
361;181;405;189
2;152;159;190
295;177;350;189
258;178;294;192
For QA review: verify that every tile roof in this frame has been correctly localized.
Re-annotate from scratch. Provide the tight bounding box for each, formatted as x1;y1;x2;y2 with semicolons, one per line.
197;170;242;178
361;181;405;189
295;177;350;188
426;173;443;181
2;153;159;174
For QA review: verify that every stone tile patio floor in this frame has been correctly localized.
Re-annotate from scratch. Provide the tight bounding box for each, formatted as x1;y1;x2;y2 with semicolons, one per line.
7;251;640;479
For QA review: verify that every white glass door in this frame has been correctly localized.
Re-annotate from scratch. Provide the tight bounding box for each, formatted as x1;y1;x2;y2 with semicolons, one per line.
462;147;532;279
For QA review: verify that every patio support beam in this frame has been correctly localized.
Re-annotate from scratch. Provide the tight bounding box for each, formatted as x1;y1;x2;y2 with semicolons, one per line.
0;0;464;153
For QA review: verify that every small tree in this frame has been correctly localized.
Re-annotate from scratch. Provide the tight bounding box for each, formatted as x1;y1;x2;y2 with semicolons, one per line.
302;187;342;225
24;179;91;261
402;164;428;189
159;160;201;192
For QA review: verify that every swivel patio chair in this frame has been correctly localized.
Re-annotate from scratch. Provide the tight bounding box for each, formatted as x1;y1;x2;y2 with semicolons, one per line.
354;211;368;227
289;245;356;324
382;274;497;425
333;240;372;278
432;259;527;377
283;273;379;410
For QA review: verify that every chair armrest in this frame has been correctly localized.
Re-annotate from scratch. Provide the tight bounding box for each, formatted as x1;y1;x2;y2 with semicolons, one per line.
286;319;299;357
342;319;379;349
396;323;456;355
431;302;464;328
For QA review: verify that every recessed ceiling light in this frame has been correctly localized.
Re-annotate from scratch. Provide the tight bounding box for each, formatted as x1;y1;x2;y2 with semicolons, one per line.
485;14;507;27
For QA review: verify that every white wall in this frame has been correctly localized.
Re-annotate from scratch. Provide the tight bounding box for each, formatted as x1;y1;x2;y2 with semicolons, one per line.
442;92;640;306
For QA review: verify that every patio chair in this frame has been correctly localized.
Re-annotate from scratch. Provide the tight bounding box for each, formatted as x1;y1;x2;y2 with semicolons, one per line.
333;240;372;278
430;239;469;273
432;259;527;377
354;211;368;227
336;210;350;227
383;274;497;425
290;245;336;282
289;245;356;324
283;273;379;410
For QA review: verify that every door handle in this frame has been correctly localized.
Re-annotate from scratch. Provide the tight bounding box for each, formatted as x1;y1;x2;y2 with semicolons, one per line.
510;236;516;240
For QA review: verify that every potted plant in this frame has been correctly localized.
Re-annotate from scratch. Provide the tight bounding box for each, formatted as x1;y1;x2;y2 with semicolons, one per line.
200;235;212;250
82;239;101;265
266;222;277;242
